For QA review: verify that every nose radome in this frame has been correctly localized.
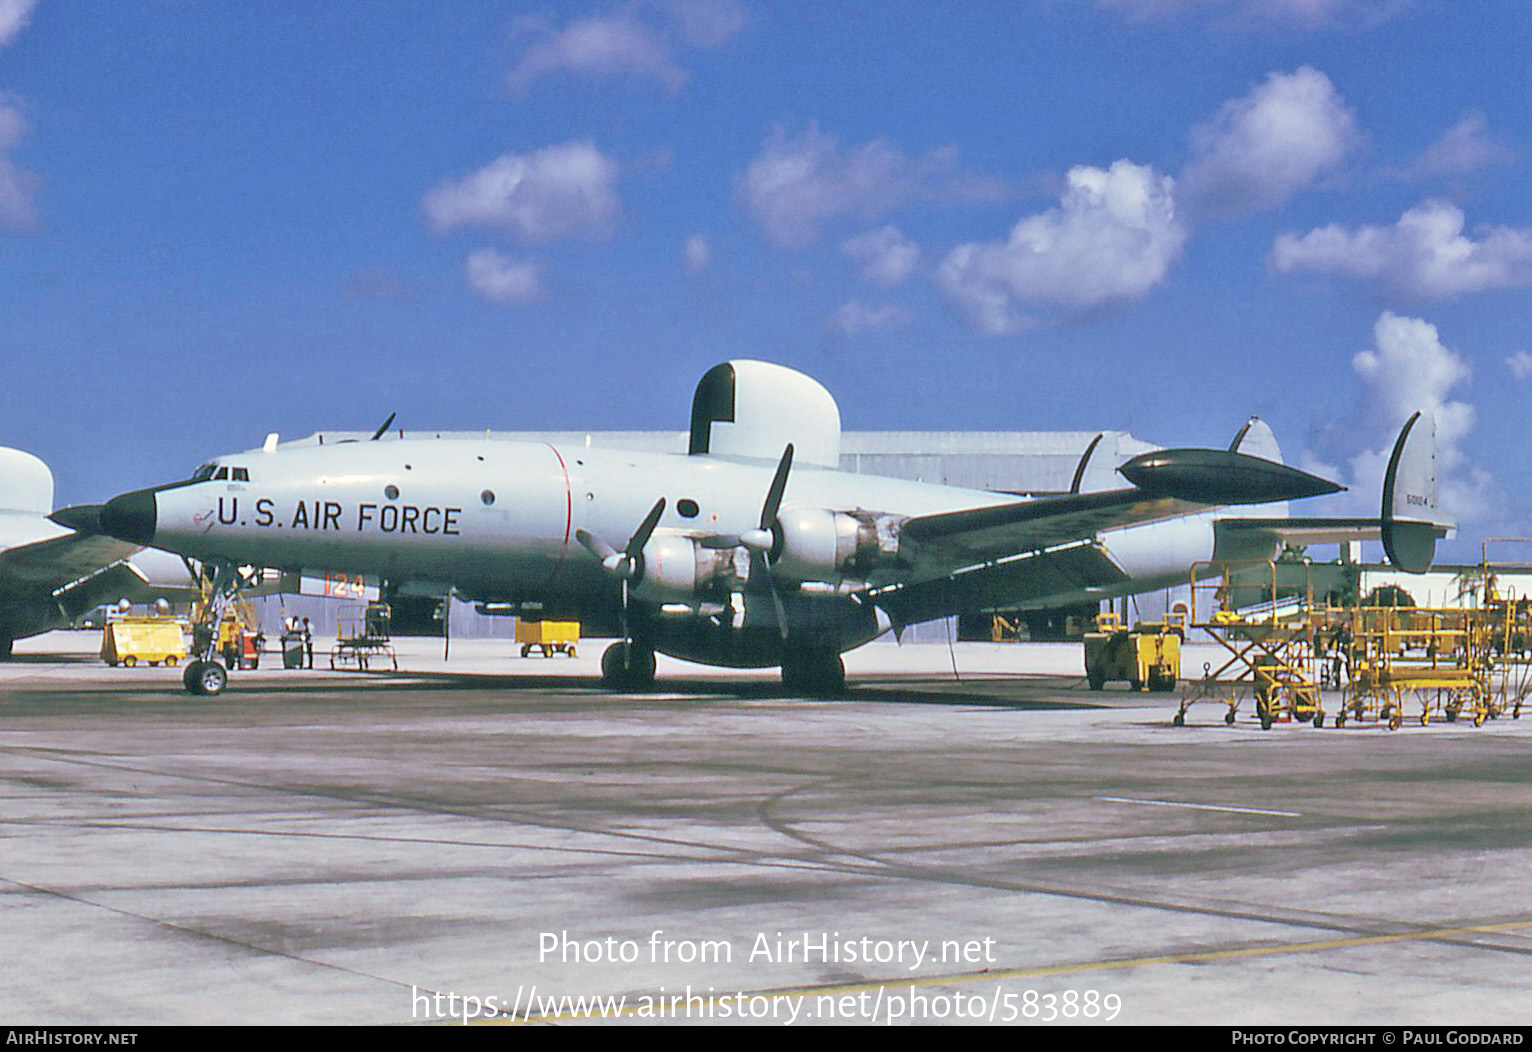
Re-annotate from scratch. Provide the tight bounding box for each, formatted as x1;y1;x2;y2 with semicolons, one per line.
100;488;158;546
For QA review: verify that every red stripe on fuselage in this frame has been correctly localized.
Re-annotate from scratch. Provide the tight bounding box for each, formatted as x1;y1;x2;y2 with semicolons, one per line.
543;442;572;589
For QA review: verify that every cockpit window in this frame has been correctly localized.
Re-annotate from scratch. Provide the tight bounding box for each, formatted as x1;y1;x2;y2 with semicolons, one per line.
213;467;229;481
190;463;217;482
232;467;249;482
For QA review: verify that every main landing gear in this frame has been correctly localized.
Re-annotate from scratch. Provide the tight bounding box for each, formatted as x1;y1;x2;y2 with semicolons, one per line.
781;647;845;697
600;640;657;691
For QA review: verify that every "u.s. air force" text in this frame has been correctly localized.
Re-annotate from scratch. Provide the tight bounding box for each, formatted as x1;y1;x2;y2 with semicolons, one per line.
214;497;462;535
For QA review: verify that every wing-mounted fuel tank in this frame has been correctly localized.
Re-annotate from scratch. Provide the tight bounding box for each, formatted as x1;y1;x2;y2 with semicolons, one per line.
689;360;841;468
1382;411;1451;574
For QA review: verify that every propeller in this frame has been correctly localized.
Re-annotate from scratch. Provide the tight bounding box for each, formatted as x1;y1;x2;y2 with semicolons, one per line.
370;413;397;441
576;497;667;652
736;445;794;643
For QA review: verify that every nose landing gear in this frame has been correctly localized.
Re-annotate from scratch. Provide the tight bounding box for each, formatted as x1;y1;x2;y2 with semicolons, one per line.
181;561;254;696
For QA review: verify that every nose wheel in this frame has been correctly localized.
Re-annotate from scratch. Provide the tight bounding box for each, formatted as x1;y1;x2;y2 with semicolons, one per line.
182;658;229;696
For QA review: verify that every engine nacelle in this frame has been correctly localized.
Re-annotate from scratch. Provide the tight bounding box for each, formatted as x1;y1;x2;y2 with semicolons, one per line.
632;535;731;603
773;508;877;582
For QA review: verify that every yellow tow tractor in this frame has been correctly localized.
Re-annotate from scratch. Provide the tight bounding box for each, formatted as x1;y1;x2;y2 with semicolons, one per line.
102;616;188;668
1083;612;1182;692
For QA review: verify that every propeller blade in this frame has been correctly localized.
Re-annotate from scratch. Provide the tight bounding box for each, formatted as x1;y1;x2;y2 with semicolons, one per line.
760;444;794;530
626;498;667;560
370;412;397;441
575;528;619;563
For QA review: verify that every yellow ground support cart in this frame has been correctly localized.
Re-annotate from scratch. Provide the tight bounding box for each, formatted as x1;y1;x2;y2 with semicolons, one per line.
516;619;580;658
102;617;187;668
1083;613;1180;691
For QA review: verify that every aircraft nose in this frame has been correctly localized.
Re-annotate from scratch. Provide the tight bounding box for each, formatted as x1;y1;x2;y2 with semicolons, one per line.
99;488;158;546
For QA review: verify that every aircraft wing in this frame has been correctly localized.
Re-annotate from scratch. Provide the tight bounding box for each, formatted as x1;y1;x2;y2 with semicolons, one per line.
897;487;1196;562
0;529;142;599
868;448;1345;627
874;537;1131;627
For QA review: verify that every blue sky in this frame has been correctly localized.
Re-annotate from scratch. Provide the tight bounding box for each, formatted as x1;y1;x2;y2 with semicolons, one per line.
2;1;1529;560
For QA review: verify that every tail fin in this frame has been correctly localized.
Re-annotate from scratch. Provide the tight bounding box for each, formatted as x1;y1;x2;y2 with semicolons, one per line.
1229;416;1282;463
1069;433;1116;494
1381;411;1452;573
0;447;54;516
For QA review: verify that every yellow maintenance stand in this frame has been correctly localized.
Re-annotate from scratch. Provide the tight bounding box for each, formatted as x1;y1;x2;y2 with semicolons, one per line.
1336;604;1492;729
1174;560;1324;729
1083;612;1181;692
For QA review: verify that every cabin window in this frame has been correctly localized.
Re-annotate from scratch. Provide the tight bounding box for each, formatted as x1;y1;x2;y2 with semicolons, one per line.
677;499;700;518
481;490;496;506
384;484;400;500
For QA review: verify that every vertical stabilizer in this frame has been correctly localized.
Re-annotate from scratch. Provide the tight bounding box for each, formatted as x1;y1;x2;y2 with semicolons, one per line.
1228;416;1283;464
1381;411;1447;574
1069;434;1116;494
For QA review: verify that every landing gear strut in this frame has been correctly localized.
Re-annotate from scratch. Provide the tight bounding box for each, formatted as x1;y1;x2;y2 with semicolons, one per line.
182;561;245;696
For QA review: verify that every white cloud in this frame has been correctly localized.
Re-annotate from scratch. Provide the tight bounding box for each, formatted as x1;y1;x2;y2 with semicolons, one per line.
662;0;748;47
935;160;1187;335
683;232;711;272
830;300;912;336
1178;67;1359;220
0;100;38;234
1351;313;1473;450
464;249;547;305
1312;313;1493;524
1271;200;1532;300
0;99;23;151
841;226;920;286
737;123;1006;249
1396;113;1515;182
1506;352;1532;380
508;2;745;93
1095;0;1402;27
0;0;36;49
423;141;622;243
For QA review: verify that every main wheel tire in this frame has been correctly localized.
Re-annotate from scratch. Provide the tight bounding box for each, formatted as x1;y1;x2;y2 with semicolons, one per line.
600;642;655;691
781;649;846;697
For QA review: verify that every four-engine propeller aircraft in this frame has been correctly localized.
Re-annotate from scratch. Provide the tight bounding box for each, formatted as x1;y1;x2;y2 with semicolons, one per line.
68;361;1451;695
